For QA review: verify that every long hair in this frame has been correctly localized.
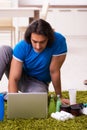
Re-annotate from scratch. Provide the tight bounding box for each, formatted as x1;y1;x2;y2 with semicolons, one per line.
24;19;54;47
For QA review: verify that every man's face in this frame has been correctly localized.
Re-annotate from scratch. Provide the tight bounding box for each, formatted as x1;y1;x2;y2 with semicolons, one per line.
31;33;48;53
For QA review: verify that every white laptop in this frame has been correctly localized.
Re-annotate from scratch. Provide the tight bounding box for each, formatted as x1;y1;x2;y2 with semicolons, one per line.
7;92;48;119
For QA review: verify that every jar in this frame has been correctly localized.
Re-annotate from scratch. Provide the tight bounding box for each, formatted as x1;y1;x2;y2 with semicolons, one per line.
70;104;82;116
60;104;71;113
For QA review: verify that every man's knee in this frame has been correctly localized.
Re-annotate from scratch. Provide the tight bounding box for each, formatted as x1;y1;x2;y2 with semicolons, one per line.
0;45;13;63
0;45;13;79
0;45;13;54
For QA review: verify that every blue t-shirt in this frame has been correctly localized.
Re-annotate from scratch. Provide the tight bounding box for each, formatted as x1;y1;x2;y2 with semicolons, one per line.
13;32;67;83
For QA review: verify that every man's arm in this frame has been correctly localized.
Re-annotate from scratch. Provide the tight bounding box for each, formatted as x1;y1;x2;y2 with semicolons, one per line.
8;58;23;93
50;54;69;104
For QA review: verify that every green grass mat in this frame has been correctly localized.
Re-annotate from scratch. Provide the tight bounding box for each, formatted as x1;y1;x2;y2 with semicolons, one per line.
0;91;87;130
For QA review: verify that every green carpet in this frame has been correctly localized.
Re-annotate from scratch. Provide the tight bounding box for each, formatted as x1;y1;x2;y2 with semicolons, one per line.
0;91;87;130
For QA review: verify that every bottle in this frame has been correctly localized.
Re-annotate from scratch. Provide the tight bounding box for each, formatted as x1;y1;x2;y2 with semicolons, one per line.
48;94;56;116
56;95;61;112
0;94;4;121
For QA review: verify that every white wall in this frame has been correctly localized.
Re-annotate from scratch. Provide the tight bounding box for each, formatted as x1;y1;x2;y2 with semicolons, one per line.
53;0;87;5
47;9;87;36
18;0;87;36
18;0;87;6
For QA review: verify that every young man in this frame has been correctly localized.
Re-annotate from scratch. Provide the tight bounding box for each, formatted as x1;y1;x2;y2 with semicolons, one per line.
0;19;69;104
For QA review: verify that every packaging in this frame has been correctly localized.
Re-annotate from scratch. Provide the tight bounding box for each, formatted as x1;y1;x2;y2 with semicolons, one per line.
70;104;82;116
0;94;4;121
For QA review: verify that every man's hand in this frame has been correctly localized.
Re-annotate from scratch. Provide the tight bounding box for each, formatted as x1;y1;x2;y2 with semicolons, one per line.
61;98;70;105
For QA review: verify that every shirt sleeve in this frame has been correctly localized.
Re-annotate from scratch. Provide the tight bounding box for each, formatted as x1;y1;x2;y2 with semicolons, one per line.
13;40;29;62
52;32;67;56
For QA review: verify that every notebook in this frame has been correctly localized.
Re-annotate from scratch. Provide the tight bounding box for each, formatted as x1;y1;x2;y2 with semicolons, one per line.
7;92;48;119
